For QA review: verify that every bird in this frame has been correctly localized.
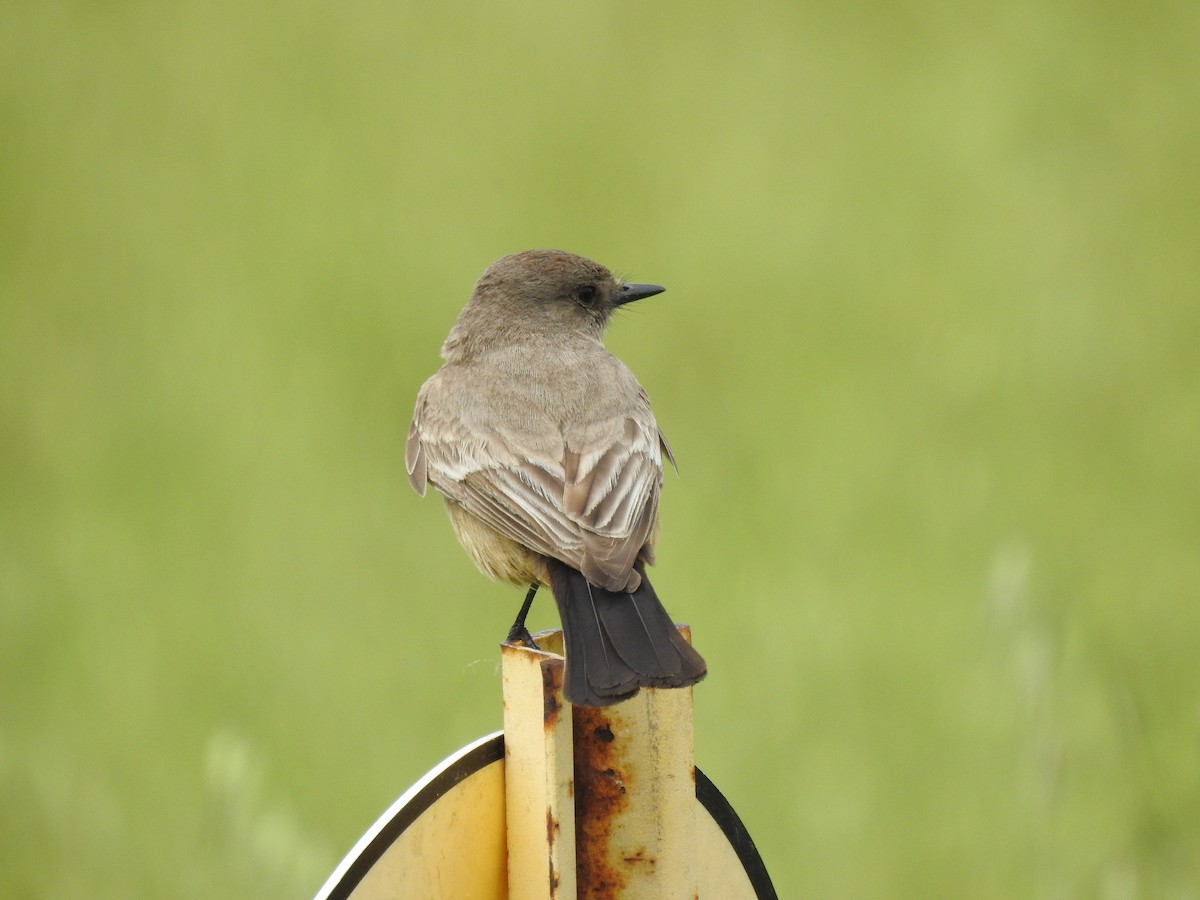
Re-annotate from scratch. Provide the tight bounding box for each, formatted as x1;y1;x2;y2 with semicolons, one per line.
404;249;706;707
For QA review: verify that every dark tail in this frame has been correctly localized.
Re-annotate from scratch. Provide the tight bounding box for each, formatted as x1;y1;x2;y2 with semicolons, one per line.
547;559;707;707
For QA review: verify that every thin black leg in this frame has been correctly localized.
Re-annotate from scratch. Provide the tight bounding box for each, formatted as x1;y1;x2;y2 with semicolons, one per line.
505;583;540;648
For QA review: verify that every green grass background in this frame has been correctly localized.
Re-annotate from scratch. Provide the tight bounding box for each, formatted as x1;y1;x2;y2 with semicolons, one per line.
3;1;1198;896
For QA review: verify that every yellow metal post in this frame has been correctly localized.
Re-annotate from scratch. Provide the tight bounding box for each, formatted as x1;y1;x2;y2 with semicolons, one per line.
501;632;576;900
502;628;699;900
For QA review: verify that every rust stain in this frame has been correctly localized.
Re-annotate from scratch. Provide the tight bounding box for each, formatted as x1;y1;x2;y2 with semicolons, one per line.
541;659;564;728
546;808;562;895
572;708;631;898
622;847;655;869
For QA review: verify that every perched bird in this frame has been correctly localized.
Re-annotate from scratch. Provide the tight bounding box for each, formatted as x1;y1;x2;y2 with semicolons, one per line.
405;249;706;706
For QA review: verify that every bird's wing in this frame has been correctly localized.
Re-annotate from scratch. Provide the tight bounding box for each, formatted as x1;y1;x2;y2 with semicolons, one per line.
407;385;665;592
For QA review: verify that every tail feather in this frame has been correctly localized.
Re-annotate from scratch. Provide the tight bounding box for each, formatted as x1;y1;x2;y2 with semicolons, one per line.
547;559;707;707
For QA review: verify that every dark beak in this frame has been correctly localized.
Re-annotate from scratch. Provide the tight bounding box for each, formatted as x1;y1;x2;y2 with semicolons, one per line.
615;282;666;306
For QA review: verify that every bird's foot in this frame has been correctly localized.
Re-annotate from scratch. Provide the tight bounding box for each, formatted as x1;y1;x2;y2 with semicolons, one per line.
504;583;541;648
505;623;540;649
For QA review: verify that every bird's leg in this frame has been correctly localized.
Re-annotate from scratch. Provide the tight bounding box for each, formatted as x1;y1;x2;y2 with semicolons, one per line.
505;583;540;648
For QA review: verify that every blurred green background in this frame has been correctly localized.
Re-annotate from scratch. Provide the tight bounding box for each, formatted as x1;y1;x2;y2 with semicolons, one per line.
3;0;1198;896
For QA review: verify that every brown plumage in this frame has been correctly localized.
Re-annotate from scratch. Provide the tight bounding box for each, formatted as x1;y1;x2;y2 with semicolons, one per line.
405;249;706;706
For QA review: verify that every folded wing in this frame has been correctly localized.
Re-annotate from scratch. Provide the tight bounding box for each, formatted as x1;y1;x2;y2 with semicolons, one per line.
407;390;666;592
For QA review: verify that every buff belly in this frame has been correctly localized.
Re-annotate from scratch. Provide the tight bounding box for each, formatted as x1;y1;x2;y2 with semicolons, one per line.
442;497;546;586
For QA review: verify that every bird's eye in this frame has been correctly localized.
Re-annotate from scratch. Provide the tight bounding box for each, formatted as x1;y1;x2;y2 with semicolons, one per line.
575;284;597;306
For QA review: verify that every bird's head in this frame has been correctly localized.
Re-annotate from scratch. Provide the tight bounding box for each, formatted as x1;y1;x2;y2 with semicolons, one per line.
443;250;665;357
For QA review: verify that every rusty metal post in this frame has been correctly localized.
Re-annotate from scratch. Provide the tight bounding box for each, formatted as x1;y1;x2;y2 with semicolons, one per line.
502;628;700;900
571;627;699;899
